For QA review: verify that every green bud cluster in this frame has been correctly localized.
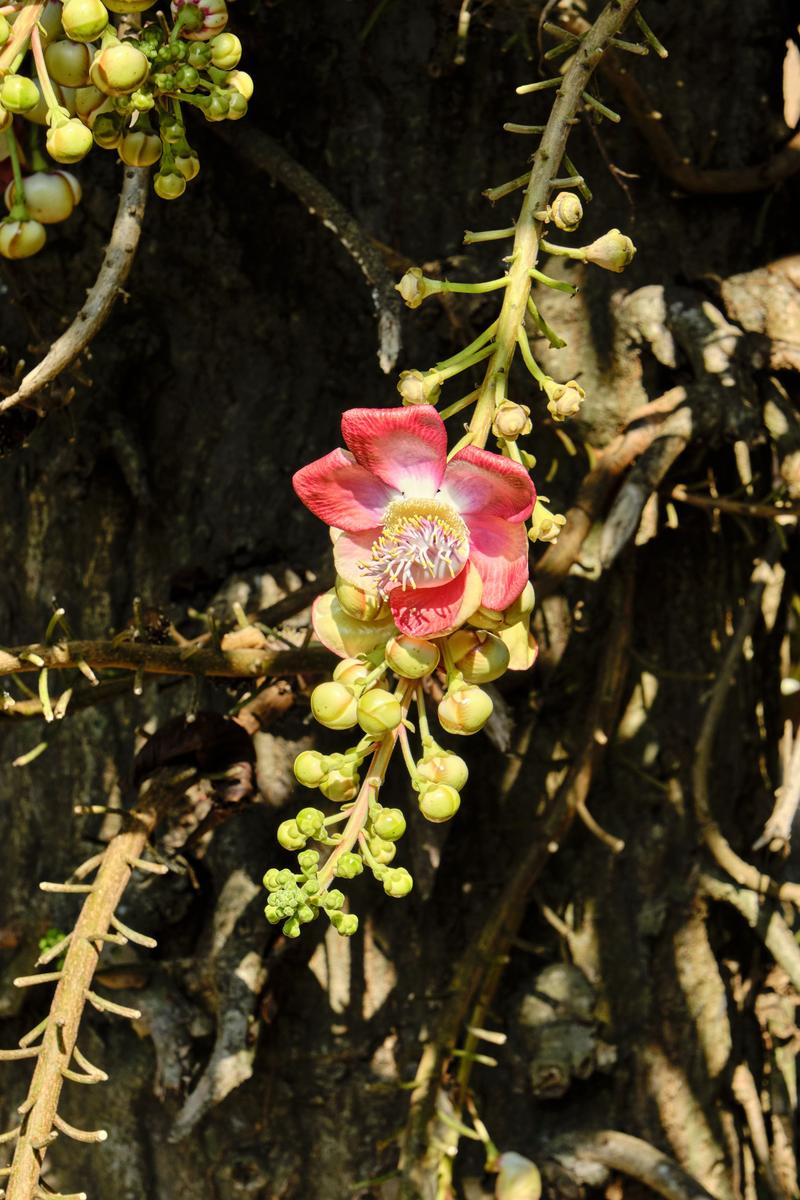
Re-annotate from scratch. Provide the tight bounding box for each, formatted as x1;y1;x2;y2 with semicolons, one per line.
262;858;359;940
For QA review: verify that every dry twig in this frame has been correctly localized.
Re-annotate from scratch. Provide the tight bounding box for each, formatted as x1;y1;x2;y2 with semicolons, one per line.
752;721;800;855
561;1129;719;1200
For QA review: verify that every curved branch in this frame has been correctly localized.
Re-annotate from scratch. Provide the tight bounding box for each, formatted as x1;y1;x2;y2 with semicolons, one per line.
0;168;150;417
561;1129;718;1200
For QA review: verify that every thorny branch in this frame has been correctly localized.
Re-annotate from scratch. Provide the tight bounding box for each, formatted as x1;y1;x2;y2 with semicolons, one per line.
0;169;150;418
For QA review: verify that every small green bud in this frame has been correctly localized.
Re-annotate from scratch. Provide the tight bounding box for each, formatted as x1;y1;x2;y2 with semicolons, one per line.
437;684;493;736
209;30;241;69
130;88;155;111
302;877;320;896
46;118;93;164
0;75;40;114
383;867;413;898
175;63;200;90
91;41;150;97
45;39;93;88
0;218;46;260
187;42;212;68
367;835;396;865
385;634;440;679
282;916;301;938
61;0;109;43
92;110;124;149
330;911;359;936
447;629;510;684
334;852;364;880
297;904;316;924
357;688;402;736
276;819;306;851
263;868;281;890
319;767;359;804
416;751;469;791
325;889;345;911
159;117;185;144
295;807;325;839
119;128;162;167
293;750;326;788
495;1152;542;1200
311;680;358;730
297;848;320;874
418;783;461;823
153;170;187;200
174;149;200;180
264;904;280;924
372;807;406;842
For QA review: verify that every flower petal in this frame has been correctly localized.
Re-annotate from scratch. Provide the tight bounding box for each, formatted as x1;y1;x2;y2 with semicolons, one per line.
441;446;535;522
293;448;399;532
498;621;539;671
465;515;530;611
311;591;397;659
341;407;447;497
333;528;381;591
390;562;482;638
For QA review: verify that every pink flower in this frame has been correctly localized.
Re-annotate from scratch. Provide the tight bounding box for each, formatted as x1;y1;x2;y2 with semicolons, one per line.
293;408;535;640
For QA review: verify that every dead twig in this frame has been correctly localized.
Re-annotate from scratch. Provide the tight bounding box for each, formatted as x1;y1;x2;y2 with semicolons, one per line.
671;487;800;524
561;1129;720;1200
753;721;800;855
0;168;149;417
700;871;800;994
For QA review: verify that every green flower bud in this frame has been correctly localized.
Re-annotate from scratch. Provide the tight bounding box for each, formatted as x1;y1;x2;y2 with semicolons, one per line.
130;88;155;111
297;904;316;924
528;498;566;544
276;819;306;851
584;228;636;272
447;629;510;684
225;69;253;101
385;634;440;679
367;835;396;865
397;368;441;407
263;867;281;890
334;575;387;622
264;903;280;924
173;147;199;177
90;41;150;96
330;911;359;936
225;91;247;120
311;680;358;730
282;916;301;938
438;684;493;735
418;783;461;823
4;171;80;225
395;266;443;309
357;688;402;736
45;39;92;88
332;656;373;688
175;63;200;90
0;13;9;46
204;91;229;121
318;767;359;804
74;84;107;121
543;378;585;422
293;750;326;788
549;190;583;232
210;30;241;69
372;807;406;842
61;0;109;43
295;807;325;839
159;117;185;144
297;848;319;875
46;118;93;163
119;128;162;167
302;877;320;896
187;41;212;68
383;867;413;898
0;75;40;114
416;751;469;791
171;0;228;41
153;170;186;200
325;888;345;911
0;218;46;260
92;110;124;148
334;852;363;879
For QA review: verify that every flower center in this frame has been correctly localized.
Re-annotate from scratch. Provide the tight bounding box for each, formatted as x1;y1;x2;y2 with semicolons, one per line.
362;498;469;597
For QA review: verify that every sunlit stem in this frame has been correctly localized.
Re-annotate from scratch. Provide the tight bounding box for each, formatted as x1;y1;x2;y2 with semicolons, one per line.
30;25;59;114
435;320;498;371
540;238;586;261
609;35;649;55
516;76;561;95
397;722;419;782
441;277;509;296
415;683;434;749
438;387;479;422
517;326;548;388
0;0;44;71
544;38;578;62
502;122;546;135
526;295;566;349
462;227;515;245
438;342;497;382
548;173;584;188
4;130;29;221
634;10;669;58
530;267;577;294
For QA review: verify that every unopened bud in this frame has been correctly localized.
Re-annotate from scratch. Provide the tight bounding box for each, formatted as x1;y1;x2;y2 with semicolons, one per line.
276;819;306;851
492;401;531;441
61;0;109;43
385;634;440;679
372;807;406;841
495;1152;542;1200
330;911;359;936
0;218;46;259
46;118;93;163
225;69;253;101
319;767;359;804
528;499;566;544
418;783;461;823
90;41;150;96
154;170;186;200
310;681;358;730
119;128;162;167
367;835;396;864
416;751;469;791
438;684;493;735
174;149;200;180
171;0;228;40
293;750;326;788
382;867;413;898
295;807;325;838
544;378;585;421
397;369;441;406
447;629;510;684
396;267;443;309
583;228;636;272
333;657;374;688
4;172;80;224
334;852;364;880
46;39;93;88
357;688;402;736
549;191;583;232
0;75;40;114
334;576;388;622
210;31;241;69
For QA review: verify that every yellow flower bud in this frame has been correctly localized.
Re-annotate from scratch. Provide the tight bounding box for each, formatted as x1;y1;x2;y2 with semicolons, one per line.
583;228;636;272
385;634;440;679
210;31;241;69
418;784;461;823
438;684;493;735
119;129;162;167
332;657;374;688
154;170;186;200
357;688;402;737
528;498;566;544
175;150;200;181
0;218;46;259
549;191;583;232
293;750;326;788
397;369;441;406
447;629;510;684
61;0;109;43
334;576;387;622
319;768;359;803
395;267;443;309
90;41;150;97
310;681;358;730
46;118;93;164
0;75;40;114
4;171;80;224
492;401;531;441
544;378;585;422
225;69;253;100
416;752;469;791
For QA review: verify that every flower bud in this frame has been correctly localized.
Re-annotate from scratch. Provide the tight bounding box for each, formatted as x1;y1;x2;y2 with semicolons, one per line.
298;848;319;876
416;751;469;791
397;369;441;406
544;378;585;422
105;0;157;10
357;688;402;736
549;191;583;232
492;401;531;441
276;819;306;851
382;867;413;898
0;75;40;114
447;629;510;684
90;41;150;96
293;750;326;788
92;110;123;148
225;69;253;100
0;13;9;46
583;228;636;272
438;684;493;735
418;783;461;823
528;498;566;544
5;172;81;224
61;0;109;43
119;128;161;167
153;170;186;200
334;852;363;880
468;606;505;631
367;835;396;864
372;807;406;842
225;90;248;120
295;807;325;838
187;41;212;68
204;91;229;121
130;88;155;112
311;681;358;730
503;581;535;625
46;39;92;88
174;63;200;90
395;266;443;309
332;657;374;689
74;84;107;121
385;634;440;679
319;767;359;804
330;911;359;936
334;575;387;622
210;31;241;69
0;218;46;259
46;118;93;163
171;0;228;40
174;149;200;180
495;1152;542;1200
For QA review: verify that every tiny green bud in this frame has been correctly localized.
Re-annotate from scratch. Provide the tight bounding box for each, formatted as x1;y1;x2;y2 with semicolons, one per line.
0;218;46;260
325;889;345;911
311;680;358;730
293;750;326;788
119;128;162;167
334;575;387;621
263;868;281;890
418;783;461;823
584;228;636;272
383;867;413;898
437;684;493;735
297;848;320;874
154;170;187;200
282;916;301;938
92;110;124;149
416;751;469;791
276;819;306;851
357;688;402;736
330;911;359;936
372;807;406;842
295;808;325;839
187;41;212;68
45;39;93;88
319;767;359;804
174;63;200;90
209;30;241;69
0;75;40;114
174;149;200;180
385;634;440;679
264;904;280;924
367;835;396;865
447;629;510;684
61;0;109;43
297;904;316;924
46;118;93;164
334;852;364;879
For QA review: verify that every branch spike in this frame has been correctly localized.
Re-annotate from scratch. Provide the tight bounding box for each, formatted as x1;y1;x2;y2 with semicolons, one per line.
53;1114;107;1144
516;77;561;95
61;1064;107;1084
19;1018;48;1048
13;972;63;988
0;1045;41;1061
109;914;157;949
85;932;128;947
72;853;105;881
0;1127;20;1145
73;1046;107;1080
85;990;141;1021
30;1131;59;1150
37;931;73;966
128;856;168;876
39;882;94;894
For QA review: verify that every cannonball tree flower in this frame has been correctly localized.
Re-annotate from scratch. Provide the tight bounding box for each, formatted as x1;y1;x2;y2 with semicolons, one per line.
293;407;535;642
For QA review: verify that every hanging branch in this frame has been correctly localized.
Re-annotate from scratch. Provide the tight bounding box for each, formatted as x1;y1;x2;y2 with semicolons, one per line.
0;767;194;1200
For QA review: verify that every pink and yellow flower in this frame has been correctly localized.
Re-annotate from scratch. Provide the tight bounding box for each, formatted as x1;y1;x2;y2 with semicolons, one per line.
293;407;535;641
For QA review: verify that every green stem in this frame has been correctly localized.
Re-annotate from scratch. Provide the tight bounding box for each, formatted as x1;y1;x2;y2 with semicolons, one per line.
4;130;29;220
438;340;496;380
415;683;434;749
442;277;509;296
539;238;586;261
438;388;479;422
435;320;498;371
526;295;566;349
530;266;577;293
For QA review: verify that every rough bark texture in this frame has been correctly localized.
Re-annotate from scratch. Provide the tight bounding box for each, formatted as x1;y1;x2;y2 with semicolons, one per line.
1;2;799;1199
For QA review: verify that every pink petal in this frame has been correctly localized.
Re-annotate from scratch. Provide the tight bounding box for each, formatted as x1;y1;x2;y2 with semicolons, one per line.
311;591;397;659
332;528;381;590
441;446;535;522
293;448;399;532
465;515;530;611
341;407;447;498
390;563;483;638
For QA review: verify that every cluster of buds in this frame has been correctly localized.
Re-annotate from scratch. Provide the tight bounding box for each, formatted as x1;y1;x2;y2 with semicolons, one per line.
0;0;252;257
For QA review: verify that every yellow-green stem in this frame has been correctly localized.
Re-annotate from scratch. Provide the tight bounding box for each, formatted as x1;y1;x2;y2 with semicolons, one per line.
0;0;44;72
